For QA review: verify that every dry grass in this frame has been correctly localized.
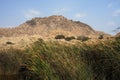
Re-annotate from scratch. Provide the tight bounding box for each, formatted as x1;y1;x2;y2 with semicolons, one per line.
0;36;119;80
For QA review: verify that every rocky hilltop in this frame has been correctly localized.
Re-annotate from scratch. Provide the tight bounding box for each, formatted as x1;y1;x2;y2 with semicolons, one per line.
0;15;109;38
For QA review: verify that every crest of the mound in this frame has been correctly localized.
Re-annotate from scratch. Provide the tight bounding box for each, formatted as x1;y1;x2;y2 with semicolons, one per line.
0;15;110;38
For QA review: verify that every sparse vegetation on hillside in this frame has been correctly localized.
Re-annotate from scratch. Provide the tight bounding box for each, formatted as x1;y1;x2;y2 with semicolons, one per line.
6;41;14;45
65;36;75;41
98;34;104;39
26;19;36;26
55;34;65;39
77;36;90;41
55;34;76;41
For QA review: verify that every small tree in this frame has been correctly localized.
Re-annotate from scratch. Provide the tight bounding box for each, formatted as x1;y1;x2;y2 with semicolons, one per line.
55;35;65;39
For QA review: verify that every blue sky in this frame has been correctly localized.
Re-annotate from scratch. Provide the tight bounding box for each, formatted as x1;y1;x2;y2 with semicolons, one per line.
0;0;120;35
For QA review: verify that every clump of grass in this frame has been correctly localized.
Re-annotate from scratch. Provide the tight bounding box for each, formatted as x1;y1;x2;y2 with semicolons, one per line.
0;48;26;74
79;37;120;80
25;39;93;80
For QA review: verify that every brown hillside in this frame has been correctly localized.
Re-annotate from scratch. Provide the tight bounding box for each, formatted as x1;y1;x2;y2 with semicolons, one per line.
115;32;120;37
0;15;111;49
0;15;110;39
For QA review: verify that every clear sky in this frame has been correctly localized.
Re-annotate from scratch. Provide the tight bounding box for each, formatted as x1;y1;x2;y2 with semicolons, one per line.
0;0;120;35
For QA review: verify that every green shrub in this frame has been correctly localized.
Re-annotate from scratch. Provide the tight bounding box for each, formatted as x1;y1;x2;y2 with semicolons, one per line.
65;36;75;41
6;41;14;45
55;35;65;39
77;36;90;41
26;20;36;26
98;34;103;39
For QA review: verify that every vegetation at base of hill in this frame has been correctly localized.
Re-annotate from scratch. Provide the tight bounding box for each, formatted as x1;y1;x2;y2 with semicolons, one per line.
65;36;75;41
55;35;65;39
0;37;120;80
55;34;90;41
6;41;14;45
77;36;90;41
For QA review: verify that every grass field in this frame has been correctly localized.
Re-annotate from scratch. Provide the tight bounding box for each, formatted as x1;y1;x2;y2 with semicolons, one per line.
0;37;120;80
